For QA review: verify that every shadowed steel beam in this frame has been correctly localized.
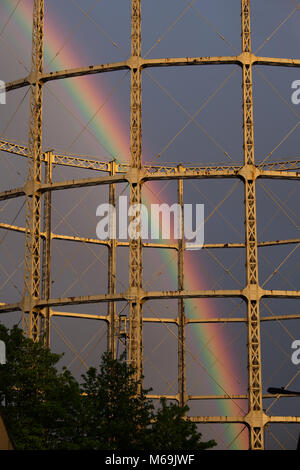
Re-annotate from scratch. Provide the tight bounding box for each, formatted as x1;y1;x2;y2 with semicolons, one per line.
0;187;25;201
255;57;300;67
5;77;30;92
0;303;21;313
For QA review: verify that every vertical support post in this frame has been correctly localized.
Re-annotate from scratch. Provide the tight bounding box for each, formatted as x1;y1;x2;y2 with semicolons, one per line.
23;0;44;341
177;172;186;407
41;151;52;348
108;160;117;358
128;0;143;381
241;0;264;449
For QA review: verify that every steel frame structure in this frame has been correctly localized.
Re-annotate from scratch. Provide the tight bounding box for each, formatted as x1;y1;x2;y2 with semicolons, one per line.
1;0;300;450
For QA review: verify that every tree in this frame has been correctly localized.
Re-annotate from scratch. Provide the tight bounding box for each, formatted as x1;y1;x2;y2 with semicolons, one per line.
147;398;216;450
76;352;153;450
0;324;81;450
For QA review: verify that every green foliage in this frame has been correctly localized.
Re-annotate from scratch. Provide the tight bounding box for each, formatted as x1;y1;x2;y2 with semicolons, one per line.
75;352;153;450
146;398;216;450
0;324;80;450
0;325;216;450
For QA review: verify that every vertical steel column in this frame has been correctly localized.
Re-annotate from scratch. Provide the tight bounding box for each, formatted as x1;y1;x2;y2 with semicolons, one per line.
41;151;52;347
128;0;143;380
177;172;186;407
23;0;44;341
241;0;264;449
108;160;117;358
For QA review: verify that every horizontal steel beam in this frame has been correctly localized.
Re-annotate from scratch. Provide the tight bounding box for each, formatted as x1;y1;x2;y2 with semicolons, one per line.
5;55;300;94
39;174;127;192
255;57;300;68
188;393;300;400
262;170;300;180
12;304;300;324
261;314;300;322
1;222;298;251
5;77;30;92
6;57;240;93
51;311;108;321
189;415;300;424
0;303;21;313
1;170;300;203
189;415;245;424
1;288;299;313
0;139;29;157
0;187;25;201
268;416;300;423
42;61;129;83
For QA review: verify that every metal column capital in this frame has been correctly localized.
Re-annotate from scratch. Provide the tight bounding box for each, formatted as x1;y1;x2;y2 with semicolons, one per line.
243;284;264;301
238;164;261;181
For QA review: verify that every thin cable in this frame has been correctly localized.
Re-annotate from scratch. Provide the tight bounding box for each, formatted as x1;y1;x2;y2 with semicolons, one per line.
71;0;127;59
51;318;89;370
0;0;22;38
261;252;297;291
187;0;239;55
0;87;30;139
145;70;234;164
254;7;297;55
258;182;300;231
261;243;300;289
67;323;106;369
45;0;101;71
144;1;196;58
266;428;286;450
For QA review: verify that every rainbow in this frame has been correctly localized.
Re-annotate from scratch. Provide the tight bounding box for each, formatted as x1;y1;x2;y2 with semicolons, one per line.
1;0;249;449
